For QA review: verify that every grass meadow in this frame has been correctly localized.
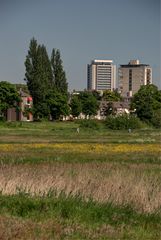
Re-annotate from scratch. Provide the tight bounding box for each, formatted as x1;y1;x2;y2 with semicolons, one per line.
0;121;161;239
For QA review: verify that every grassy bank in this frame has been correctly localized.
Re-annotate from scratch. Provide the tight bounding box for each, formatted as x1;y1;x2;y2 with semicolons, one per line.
0;121;160;143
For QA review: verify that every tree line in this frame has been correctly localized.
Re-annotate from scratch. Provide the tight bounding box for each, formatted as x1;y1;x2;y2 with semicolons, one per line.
1;79;161;128
0;37;161;127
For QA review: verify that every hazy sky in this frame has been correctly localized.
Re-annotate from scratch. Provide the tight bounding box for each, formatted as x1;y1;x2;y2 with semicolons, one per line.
0;0;160;90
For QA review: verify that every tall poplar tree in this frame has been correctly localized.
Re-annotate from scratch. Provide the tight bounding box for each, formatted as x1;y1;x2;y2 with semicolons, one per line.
24;38;52;119
51;49;68;95
25;38;69;120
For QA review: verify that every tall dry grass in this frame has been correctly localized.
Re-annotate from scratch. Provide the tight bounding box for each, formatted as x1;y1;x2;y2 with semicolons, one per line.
0;162;161;213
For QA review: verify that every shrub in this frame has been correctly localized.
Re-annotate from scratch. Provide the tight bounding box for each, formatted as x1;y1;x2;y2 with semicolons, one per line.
151;109;161;128
105;114;142;130
0;116;5;122
78;119;101;130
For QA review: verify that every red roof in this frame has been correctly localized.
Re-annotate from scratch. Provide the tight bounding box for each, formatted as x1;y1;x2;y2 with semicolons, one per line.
27;97;32;101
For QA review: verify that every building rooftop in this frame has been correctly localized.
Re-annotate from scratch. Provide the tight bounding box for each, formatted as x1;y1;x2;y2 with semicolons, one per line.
91;59;113;64
120;59;150;68
120;64;150;68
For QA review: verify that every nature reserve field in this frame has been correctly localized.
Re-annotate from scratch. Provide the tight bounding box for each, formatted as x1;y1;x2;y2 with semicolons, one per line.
0;121;161;239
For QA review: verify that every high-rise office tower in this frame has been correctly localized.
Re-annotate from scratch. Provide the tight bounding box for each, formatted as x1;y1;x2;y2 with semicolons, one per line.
87;60;116;91
119;60;152;98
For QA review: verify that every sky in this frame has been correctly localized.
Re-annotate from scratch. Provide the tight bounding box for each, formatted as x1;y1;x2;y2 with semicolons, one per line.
0;0;160;91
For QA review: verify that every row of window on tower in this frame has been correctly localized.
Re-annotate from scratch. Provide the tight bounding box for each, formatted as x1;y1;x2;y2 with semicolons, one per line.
87;59;152;98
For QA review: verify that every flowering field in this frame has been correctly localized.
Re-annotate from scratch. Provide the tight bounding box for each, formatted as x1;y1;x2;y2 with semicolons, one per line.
0;141;160;166
0;142;160;153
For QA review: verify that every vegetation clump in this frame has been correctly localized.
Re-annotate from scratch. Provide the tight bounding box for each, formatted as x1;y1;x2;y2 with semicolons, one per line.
105;114;142;130
131;84;161;127
78;119;101;130
0;81;21;120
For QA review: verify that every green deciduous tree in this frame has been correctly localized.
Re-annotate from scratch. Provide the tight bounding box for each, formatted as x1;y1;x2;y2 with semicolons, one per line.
131;84;161;125
91;90;102;100
151;109;161;128
0;81;20;119
103;90;122;101
70;95;82;118
79;92;99;118
47;90;69;120
105;102;116;116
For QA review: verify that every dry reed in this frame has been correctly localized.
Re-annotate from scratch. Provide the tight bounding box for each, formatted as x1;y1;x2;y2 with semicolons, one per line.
0;162;161;213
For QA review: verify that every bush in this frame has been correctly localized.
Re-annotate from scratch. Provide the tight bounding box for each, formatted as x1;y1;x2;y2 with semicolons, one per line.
78;119;101;130
105;114;142;130
0;116;5;122
151;109;161;128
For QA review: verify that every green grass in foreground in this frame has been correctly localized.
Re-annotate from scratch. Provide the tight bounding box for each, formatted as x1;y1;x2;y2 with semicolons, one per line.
0;192;161;239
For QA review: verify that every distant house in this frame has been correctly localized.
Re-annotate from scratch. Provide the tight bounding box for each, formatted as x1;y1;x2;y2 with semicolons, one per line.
6;90;33;121
97;101;130;119
67;100;130;121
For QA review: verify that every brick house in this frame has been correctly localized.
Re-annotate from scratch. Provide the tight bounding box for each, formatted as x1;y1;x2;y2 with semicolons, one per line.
6;90;33;121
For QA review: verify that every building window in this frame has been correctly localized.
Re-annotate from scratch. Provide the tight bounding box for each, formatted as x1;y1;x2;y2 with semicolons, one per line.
129;69;132;91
